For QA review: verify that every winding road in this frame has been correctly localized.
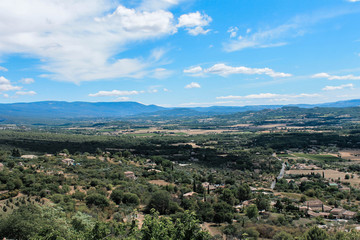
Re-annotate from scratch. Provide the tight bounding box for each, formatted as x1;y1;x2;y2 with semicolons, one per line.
271;159;286;190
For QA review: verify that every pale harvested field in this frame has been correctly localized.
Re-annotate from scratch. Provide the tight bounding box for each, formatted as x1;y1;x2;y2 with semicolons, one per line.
286;169;360;187
171;142;201;148
229;124;252;127
257;123;287;128
119;127;237;135
339;149;360;161
148;180;172;186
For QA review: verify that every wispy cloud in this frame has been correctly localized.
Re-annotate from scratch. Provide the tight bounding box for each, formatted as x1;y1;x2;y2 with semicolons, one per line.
16;90;37;96
216;93;320;100
322;83;354;91
185;82;201;89
0;66;8;72
20;78;35;84
115;97;130;101
312;72;360;80
184;63;291;78
89;90;142;97
224;8;356;52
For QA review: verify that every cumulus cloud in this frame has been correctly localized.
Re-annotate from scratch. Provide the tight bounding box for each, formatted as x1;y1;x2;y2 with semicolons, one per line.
0;76;22;92
0;66;8;72
185;63;291;78
16;90;37;96
312;72;360;80
20;78;35;84
322;83;354;91
216;93;319;100
89;90;141;97
185;82;201;89
177;11;212;35
0;1;211;83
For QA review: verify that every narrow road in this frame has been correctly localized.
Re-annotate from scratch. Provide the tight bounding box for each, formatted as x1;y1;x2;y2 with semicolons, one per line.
271;159;286;190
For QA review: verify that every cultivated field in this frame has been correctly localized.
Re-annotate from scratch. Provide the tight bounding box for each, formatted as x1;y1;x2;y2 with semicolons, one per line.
286;169;360;187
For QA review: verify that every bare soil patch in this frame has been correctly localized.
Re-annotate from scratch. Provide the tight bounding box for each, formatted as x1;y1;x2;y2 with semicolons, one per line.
339;149;360;161
148;180;172;186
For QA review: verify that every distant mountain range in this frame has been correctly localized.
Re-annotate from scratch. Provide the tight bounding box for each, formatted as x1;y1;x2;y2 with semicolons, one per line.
0;99;359;122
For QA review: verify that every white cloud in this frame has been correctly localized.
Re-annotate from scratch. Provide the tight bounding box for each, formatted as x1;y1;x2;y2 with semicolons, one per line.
203;63;292;78
0;66;8;71
0;76;22;92
0;1;210;83
177;11;212;35
0;76;10;85
312;73;331;78
224;9;353;52
3;93;9;98
312;72;360;80
89;90;140;97
148;89;159;93
163;88;169;92
185;82;201;89
322;83;354;91
348;0;360;2
139;0;180;11
16;90;37;96
183;66;203;76
20;78;35;84
228;27;238;38
216;93;320;100
116;97;130;101
151;68;173;79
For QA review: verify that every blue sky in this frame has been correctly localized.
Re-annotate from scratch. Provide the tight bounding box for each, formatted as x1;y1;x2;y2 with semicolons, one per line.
0;0;360;107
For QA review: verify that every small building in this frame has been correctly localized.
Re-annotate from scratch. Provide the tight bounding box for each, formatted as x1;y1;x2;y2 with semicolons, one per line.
183;192;197;198
305;200;324;211
330;208;345;219
124;171;136;180
0;162;4;171
339;186;350;192
62;158;75;166
300;177;309;182
299;206;308;212
308;210;321;218
343;210;357;219
323;205;332;212
21;154;38;159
